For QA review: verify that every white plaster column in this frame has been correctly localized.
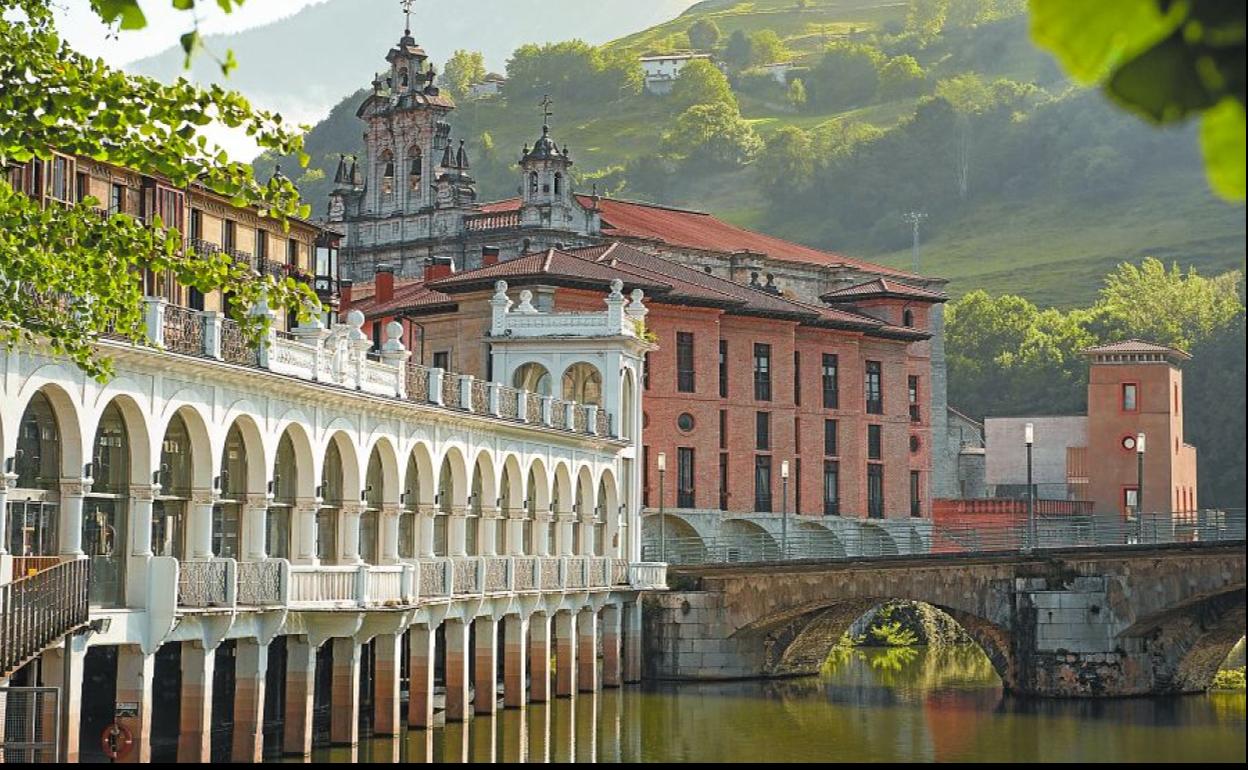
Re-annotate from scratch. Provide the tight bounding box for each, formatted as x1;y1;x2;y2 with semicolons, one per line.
577;608;599;692
115;644;155;763
339;502;364;565
474;616;500;716
0;471;16;564
57;478;88;557
556;511;576;556
380;503;402;564
241;494;269;562
418;504;437;558
534;511;552;557
187;488;216;560
480;507;501;556
177;641;217;762
505;508;526;555
292;498;320;565
232;638;269;762
407;624;437;728
449;506;468;557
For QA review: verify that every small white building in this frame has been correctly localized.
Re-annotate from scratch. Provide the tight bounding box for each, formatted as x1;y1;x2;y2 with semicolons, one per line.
640;52;713;95
466;72;506;100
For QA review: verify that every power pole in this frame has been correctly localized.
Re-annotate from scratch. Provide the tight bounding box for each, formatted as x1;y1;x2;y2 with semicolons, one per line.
903;210;927;275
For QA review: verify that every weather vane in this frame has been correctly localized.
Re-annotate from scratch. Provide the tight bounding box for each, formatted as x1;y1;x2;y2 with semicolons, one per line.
400;0;414;34
540;94;554;128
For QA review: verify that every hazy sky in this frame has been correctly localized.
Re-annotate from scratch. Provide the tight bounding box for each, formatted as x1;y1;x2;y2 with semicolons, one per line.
55;0;327;67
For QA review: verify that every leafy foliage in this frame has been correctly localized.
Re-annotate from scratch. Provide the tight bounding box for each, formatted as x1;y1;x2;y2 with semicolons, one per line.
0;0;316;379
504;40;642;106
663;102;763;169
1030;0;1245;200
440;50;487;101
688;18;722;50
671;58;737;109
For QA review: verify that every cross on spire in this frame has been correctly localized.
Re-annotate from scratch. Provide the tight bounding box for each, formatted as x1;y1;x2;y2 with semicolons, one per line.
540;94;554;131
399;0;414;35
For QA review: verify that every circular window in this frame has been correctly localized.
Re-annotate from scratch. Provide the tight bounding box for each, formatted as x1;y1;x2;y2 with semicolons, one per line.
677;413;696;433
1121;435;1137;451
909;435;921;453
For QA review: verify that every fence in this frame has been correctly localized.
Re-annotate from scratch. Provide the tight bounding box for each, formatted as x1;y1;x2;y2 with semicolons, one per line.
1;559;90;678
643;509;1246;566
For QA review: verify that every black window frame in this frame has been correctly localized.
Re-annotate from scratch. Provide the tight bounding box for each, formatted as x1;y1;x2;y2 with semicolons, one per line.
676;332;696;393
821;353;839;409
867;464;884;519
865;360;883;415
718;339;728;398
824;419;838;456
677;447;695;508
755;411;771;451
908;375;921;422
754;455;772;513
868;424;882;460
753;343;772;401
823;460;840;516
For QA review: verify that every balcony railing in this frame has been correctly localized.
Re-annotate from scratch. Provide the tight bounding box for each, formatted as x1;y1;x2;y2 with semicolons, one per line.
236;560;284;606
177;558;233;608
129;298;617;439
1;558;90;678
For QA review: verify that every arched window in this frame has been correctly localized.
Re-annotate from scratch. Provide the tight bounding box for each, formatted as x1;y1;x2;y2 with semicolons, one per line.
407;145;423;191
380;150;395;196
562;362;603;406
398;68;409;89
903;309;914;327
529;172;539;196
554;173;563;196
513;362;552;396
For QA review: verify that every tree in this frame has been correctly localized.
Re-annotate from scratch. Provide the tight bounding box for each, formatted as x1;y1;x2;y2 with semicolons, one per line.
723;30;753;69
688;18;722;50
758;126;814;192
670;58;737;110
788;78;809;111
441;50;486;101
879;55;927;100
663;102;762;169
505;40;641;106
1091;258;1244;350
1185;307;1247;507
906;0;950;39
0;0;315;379
1031;0;1245;200
812;43;885;110
749;30;788;66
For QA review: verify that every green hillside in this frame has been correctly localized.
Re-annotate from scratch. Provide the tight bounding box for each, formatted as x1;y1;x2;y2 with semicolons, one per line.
257;0;1245;306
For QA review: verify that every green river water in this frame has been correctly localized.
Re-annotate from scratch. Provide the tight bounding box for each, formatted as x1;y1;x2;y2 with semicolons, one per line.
309;646;1247;763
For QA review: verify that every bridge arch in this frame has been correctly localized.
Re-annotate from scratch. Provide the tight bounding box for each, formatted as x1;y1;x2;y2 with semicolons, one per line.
1118;587;1246;693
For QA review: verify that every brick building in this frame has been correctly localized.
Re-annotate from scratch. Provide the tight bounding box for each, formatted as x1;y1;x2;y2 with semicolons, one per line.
345;242;946;523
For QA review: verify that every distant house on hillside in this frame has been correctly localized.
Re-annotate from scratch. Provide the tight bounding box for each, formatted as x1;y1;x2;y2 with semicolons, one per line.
467;72;507;99
755;61;796;84
640;52;714;94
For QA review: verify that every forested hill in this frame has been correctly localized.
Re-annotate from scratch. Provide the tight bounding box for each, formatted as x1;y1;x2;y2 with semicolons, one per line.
254;0;1246;307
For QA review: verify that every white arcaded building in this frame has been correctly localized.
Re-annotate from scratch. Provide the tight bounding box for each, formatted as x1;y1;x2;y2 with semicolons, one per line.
0;279;662;762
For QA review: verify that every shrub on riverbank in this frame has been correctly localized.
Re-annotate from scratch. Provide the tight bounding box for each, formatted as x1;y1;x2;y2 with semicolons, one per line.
1211;667;1245;691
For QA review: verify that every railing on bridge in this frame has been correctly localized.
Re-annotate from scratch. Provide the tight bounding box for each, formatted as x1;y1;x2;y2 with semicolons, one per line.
643;509;1246;566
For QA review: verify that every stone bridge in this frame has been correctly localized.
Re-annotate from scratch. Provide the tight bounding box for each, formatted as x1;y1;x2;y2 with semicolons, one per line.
644;542;1245;697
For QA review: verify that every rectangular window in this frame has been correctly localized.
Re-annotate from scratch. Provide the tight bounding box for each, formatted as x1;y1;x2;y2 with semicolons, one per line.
287;238;299;265
189;208;202;241
793;352;802;406
76;171;89;204
909;376;921;422
223;219;237;252
1122;382;1138;412
719;410;728;450
868;464;884;519
47;154;73;203
910;471;922;518
642;446;650;509
719;340;728;398
756;412;771;450
824;419;838;456
677;447;695;508
1123;487;1139;516
865;361;883;415
256;229;268;263
823;461;840;516
794;458;802;513
432;350;450;371
754;343;772;401
868;424;882;460
822;354;839;409
643;352;652;390
754;456;772;513
676;332;696;393
719;453;729;511
110;183;126;216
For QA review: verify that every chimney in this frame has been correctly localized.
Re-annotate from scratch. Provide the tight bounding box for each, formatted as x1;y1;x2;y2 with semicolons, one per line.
339;279;354;312
481;246;500;267
425;256;454;282
375;263;395;303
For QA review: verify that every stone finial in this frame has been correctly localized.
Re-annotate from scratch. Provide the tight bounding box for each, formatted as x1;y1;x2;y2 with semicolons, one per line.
382;320;405;352
516;289;538;314
609;279;624;300
345;308;367;341
628;288;646;312
493;280;509;301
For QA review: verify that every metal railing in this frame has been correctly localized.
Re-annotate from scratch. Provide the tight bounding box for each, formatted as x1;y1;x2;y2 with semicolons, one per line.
236;560;284;606
177;558;232;608
1;558;90;678
643;509;1246;566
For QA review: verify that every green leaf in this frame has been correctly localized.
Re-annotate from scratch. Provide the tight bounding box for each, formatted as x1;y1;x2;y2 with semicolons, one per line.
1029;0;1182;83
1200;98;1246;200
1106;31;1219;122
96;0;148;31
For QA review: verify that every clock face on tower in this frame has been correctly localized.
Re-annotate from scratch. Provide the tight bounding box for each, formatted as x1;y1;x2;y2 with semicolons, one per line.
1121;435;1137;451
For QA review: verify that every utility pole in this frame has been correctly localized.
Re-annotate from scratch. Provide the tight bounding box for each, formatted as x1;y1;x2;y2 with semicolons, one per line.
903;211;927;275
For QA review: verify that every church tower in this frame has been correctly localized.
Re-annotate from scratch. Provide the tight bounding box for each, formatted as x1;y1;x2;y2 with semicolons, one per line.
353;11;456;221
518;99;581;232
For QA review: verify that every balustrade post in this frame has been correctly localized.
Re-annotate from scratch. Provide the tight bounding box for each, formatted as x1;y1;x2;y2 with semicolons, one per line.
564;401;576;430
517;389;529;422
541;396;554;426
143;295;167;347
428;367;445;405
201;311;224;359
586;405;600;435
460;374;475;410
488;382;502;416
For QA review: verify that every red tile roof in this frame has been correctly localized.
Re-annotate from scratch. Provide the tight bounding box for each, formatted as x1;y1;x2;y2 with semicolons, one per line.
1082;339;1191;360
349;279;456;318
821;277;948;303
479;196;923;279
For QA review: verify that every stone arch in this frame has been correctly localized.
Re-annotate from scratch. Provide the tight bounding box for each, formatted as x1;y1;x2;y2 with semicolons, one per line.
274;422;316;501
721;518;780;562
220;414;267;496
471;450;499;512
404;441;436;507
437;445;469;510
859;523;899;558
1119;588;1247;693
619;367;637;440
794;520;846;560
552;461;573;516
322;430;361;504
90;394;153;488
499;454;524;513
364;436;401;506
155;404;213;493
561;361;603;406
513;362;552;396
11;382;85;484
641;512;704;562
524;456;551;514
597;467;621;556
574;465;595;522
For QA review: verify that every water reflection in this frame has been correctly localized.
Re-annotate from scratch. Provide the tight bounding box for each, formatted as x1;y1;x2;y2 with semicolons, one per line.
308;648;1246;763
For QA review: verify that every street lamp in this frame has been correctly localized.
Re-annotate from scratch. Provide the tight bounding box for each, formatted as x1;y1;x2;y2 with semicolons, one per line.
657;451;667;563
1024;422;1035;552
780;460;790;559
1136;432;1146;542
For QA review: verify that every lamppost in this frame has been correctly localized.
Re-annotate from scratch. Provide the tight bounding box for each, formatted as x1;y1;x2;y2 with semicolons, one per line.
1136;432;1146;542
657;451;667;563
780;460;790;559
1024;422;1035;552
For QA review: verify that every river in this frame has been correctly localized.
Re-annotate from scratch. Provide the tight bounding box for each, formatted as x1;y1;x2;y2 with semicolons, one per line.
309;646;1247;763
